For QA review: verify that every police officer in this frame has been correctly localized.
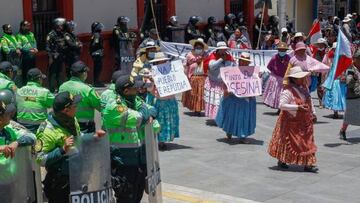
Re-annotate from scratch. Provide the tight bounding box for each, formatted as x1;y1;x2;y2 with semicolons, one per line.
0;61;17;92
1;24;22;87
59;61;101;133
90;22;105;87
204;16;217;42
46;18;66;92
207;26;227;47
112;16;137;71
35;91;81;203
17;68;54;133
0;89;35;158
64;21;82;79
224;13;237;40
165;16;181;42
100;70;121;111
17;21;38;85
185;16;204;43
103;75;159;203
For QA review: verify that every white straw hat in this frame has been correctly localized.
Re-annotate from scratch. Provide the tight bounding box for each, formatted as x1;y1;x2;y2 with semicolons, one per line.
149;52;170;63
215;41;230;50
287;66;310;78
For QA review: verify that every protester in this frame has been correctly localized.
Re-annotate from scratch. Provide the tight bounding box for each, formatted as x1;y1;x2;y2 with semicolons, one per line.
203;42;235;120
311;38;328;108
228;28;252;49
182;38;208;115
280;27;291;45
342;17;353;42
132;41;160;77
261;34;276;50
263;42;291;110
322;42;347;118
339;50;360;140
268;66;318;173
215;52;256;143
148;52;179;150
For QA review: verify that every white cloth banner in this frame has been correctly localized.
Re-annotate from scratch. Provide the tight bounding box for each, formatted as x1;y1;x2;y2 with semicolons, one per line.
151;60;191;97
160;41;278;73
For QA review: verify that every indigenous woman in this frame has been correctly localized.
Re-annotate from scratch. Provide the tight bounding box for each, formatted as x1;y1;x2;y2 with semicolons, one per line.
182;38;208;115
203;41;235;119
148;52;179;150
215;52;256;144
263;42;290;111
322;42;347;118
268;66;318;173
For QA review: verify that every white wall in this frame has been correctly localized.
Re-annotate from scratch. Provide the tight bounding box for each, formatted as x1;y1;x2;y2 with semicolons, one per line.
74;0;137;34
0;0;23;33
176;0;225;24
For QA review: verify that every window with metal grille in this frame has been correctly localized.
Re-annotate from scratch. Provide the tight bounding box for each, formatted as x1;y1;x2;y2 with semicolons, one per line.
32;0;60;50
230;0;244;15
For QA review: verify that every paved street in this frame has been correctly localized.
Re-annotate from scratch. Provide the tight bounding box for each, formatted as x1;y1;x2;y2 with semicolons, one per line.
95;91;360;203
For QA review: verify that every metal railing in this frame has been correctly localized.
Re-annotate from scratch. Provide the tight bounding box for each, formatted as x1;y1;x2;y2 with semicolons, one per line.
32;11;60;50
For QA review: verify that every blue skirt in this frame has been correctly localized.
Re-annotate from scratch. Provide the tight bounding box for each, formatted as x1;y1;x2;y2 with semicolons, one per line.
154;98;180;142
215;95;256;138
309;75;318;92
323;79;347;111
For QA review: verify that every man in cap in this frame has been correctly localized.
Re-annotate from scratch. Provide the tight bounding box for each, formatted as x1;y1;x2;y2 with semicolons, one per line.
17;68;54;133
132;41;159;77
280;27;291;45
103;74;159;203
36;91;105;203
46;18;67;92
342;16;353;42
0;89;35;159
0;61;17;92
59;61;101;133
17;20;38;85
139;28;161;49
100;70;122;111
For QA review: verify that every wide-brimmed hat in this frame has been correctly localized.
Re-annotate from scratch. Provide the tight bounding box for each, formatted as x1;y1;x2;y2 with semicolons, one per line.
343;17;351;23
295;42;307;51
190;38;208;50
277;42;289;50
287;66;310;78
215;41;230;50
314;38;328;46
140;41;161;53
294;32;304;39
237;52;251;62
149;52;170;63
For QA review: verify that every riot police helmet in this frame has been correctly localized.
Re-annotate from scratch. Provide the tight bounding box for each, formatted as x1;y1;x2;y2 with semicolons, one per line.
64;20;77;32
0;61;15;74
117;16;130;25
189;16;201;25
169;16;179;26
208;16;217;25
2;24;12;34
53;18;66;27
91;22;104;33
224;13;236;24
0;89;16;116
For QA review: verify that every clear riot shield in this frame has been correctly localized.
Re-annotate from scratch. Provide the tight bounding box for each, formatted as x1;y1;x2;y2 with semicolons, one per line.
170;27;185;43
145;124;162;203
69;135;112;203
119;38;136;75
0;147;36;203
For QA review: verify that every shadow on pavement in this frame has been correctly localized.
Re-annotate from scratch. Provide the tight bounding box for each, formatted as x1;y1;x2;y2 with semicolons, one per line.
183;112;205;117
268;165;311;173
216;137;264;146
324;137;360;148
322;114;344;120
263;111;279;116
314;121;330;125
206;119;217;126
160;143;193;151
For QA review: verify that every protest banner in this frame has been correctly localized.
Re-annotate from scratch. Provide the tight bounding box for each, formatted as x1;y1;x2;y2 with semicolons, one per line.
160;41;278;72
151;60;191;97
220;66;262;98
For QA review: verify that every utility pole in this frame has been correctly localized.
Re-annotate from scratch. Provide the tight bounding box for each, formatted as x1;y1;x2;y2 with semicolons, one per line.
278;0;286;33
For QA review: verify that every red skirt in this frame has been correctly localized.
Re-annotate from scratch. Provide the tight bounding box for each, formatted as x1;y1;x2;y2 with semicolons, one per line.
182;75;206;112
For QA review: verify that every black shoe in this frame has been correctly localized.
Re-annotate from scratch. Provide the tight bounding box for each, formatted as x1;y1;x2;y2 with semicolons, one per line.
339;130;347;140
304;166;319;173
226;133;232;139
277;161;289;169
158;143;167;151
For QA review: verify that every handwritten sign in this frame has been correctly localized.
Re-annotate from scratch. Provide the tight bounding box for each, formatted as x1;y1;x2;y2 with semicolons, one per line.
220;66;262;98
151;60;191;97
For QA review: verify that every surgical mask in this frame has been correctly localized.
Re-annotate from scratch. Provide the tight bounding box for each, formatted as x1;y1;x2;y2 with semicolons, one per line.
318;47;325;51
278;52;287;57
148;52;156;59
194;49;203;55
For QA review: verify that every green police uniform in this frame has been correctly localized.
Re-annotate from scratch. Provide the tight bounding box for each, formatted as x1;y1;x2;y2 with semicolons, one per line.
0;33;22;59
17;82;54;133
59;77;101;133
100;83;116;111
16;32;36;53
17;31;37;83
0;72;16;92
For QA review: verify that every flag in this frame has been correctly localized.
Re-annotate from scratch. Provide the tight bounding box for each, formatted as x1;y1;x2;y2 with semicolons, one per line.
309;21;322;44
323;30;352;90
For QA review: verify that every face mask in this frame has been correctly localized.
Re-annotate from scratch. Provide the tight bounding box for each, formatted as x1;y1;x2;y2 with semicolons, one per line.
148;52;156;59
194;49;203;55
278;52;287;57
